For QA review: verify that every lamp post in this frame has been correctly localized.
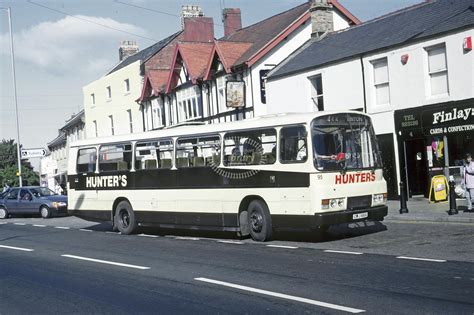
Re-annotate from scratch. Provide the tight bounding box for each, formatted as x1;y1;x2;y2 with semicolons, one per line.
1;7;22;187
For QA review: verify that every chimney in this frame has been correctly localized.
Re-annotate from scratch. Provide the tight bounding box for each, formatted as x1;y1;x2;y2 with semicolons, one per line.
183;17;214;42
222;8;242;36
119;40;139;61
310;0;334;38
181;5;204;29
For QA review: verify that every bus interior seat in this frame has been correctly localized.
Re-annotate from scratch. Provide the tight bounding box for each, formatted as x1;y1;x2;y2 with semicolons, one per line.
161;159;172;169
193;157;205;167
212;154;221;165
176;157;189;168
145;160;157;169
263;153;276;164
117;161;129;171
251;152;262;165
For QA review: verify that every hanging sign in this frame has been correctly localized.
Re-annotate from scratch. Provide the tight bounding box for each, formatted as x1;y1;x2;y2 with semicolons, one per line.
226;81;245;108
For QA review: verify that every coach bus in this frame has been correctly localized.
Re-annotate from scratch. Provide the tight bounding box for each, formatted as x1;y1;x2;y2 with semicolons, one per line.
67;111;387;241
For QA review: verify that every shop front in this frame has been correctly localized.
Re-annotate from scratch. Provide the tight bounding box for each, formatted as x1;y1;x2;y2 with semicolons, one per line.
394;98;474;198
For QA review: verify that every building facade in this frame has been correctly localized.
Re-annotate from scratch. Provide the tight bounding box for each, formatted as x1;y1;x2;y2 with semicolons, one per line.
266;0;474;198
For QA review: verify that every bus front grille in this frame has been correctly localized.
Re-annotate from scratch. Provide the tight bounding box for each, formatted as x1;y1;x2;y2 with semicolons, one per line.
347;195;371;210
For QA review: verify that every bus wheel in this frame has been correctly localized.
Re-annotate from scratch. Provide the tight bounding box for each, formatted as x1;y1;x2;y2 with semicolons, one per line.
114;201;138;235
247;200;273;242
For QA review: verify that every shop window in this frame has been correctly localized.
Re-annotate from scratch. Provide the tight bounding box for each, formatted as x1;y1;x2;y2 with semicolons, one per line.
309;74;324;111
99;143;133;172
176;135;221;168
224;129;276;166
280;125;308;163
426;44;449;96
371;58;390;106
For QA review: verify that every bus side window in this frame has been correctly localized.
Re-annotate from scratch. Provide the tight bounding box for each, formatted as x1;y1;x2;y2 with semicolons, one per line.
77;148;97;173
280;125;308;163
224;129;276;166
176;135;220;168
135;139;173;170
99;143;133;172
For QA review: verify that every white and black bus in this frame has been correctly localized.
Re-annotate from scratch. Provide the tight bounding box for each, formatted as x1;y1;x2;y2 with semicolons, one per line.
67;112;387;241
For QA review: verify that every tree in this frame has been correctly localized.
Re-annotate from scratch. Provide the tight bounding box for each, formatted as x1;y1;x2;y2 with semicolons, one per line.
0;139;39;187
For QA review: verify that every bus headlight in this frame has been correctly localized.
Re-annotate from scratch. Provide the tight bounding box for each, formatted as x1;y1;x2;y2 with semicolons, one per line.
322;198;345;210
372;193;387;205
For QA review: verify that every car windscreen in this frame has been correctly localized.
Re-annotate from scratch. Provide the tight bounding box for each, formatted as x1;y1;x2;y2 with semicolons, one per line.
311;113;382;172
30;187;56;197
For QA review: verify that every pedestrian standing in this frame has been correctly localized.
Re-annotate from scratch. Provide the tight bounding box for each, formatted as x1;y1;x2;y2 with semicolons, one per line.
462;153;474;211
2;183;10;193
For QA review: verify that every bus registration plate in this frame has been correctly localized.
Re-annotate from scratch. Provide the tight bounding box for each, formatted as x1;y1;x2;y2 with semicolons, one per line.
353;212;368;220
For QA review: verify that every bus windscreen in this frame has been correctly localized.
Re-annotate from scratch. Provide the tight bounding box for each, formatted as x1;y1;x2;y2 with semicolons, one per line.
311;114;382;171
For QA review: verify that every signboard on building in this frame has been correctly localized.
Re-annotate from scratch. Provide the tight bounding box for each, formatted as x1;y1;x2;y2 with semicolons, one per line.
21;148;47;159
226;81;245;108
395;99;474;137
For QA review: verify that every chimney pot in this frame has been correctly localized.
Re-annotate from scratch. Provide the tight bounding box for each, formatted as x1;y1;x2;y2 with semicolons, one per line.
119;40;139;61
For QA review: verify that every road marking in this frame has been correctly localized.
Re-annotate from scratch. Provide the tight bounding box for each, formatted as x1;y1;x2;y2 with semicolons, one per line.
195;277;365;313
324;250;363;255
33;224;47;227
79;229;93;232
61;254;150;270
0;222;8;224
396;256;447;263
14;223;26;226
138;234;159;238
105;231;121;234
54;226;70;230
0;245;34;252
218;240;245;245
175;237;200;240
266;245;298;249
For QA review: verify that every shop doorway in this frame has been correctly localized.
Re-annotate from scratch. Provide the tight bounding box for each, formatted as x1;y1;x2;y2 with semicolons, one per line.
405;139;429;197
377;134;398;199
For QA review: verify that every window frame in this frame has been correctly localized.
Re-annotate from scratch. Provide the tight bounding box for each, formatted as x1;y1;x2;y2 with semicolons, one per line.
279;125;308;164
124;79;130;93
106;86;112;100
135;138;174;170
371;57;390;106
175;134;221;169
223;128;277;166
425;43;449;96
308;74;324;111
98;142;133;173
76;147;97;174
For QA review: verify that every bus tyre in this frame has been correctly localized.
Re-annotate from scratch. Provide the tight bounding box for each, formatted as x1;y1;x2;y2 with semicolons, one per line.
248;200;273;242
40;206;51;219
0;207;8;219
114;201;138;235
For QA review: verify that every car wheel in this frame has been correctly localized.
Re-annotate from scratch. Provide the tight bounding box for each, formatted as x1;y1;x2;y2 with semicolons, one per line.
40;206;51;219
0;207;8;219
114;201;138;235
247;200;273;242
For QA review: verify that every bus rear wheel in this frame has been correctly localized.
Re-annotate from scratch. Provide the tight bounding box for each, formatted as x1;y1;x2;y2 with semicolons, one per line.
114;201;138;235
247;200;273;242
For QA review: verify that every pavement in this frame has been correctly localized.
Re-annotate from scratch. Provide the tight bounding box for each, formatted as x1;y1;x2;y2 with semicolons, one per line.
386;196;474;224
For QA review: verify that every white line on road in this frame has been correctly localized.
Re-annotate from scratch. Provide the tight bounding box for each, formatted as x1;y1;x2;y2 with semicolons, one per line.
324;250;363;255
266;245;298;249
175;236;200;240
14;223;26;226
33;224;47;227
217;240;245;245
138;234;159;238
195;277;365;313
105;231;121;234
0;245;34;252
79;229;93;232
61;254;150;270
0;222;8;224
396;256;447;263
54;226;70;230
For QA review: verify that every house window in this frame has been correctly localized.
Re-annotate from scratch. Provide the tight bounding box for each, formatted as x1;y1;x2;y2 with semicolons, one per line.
309;74;324;111
176;86;202;122
260;69;270;104
109;115;114;136
426;44;449;96
124;79;130;93
217;76;227;112
93;120;98;137
372;58;390;105
127;109;133;133
91;93;95;105
106;86;112;100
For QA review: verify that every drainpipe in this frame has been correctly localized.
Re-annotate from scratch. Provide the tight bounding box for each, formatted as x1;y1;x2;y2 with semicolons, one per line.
360;56;367;113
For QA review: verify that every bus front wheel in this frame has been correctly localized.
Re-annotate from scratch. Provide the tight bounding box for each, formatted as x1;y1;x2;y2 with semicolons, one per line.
247;200;273;242
114;201;138;235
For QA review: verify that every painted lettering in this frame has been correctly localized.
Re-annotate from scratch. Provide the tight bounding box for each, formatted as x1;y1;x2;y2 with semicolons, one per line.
335;172;376;185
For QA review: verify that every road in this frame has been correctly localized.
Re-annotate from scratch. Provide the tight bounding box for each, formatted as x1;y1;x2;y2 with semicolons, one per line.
0;217;473;314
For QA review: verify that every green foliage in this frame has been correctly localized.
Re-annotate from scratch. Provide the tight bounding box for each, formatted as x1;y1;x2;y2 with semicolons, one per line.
0;139;39;187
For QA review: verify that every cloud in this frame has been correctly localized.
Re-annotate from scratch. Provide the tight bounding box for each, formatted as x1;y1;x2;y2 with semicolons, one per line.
0;15;150;75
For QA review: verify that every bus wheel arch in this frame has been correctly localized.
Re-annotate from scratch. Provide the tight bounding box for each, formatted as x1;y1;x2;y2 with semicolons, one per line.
238;196;272;241
112;198;137;234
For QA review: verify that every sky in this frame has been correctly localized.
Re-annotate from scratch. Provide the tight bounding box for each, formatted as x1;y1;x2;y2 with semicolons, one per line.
0;0;421;169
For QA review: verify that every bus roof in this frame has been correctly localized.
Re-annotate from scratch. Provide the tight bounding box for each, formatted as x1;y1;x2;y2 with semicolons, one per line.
71;111;369;147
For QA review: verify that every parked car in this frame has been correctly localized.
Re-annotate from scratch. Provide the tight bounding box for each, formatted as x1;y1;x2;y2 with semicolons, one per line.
0;186;68;219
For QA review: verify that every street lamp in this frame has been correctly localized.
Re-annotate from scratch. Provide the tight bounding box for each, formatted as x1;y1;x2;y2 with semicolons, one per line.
1;7;22;187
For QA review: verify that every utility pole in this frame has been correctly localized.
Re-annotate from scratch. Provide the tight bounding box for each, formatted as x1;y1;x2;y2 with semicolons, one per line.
2;7;22;187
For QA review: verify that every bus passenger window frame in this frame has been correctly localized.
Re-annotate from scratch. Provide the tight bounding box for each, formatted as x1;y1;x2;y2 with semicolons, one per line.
223;128;277;166
76;147;98;174
279;125;308;164
135;138;174;170
98;143;133;173
175;134;221;169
